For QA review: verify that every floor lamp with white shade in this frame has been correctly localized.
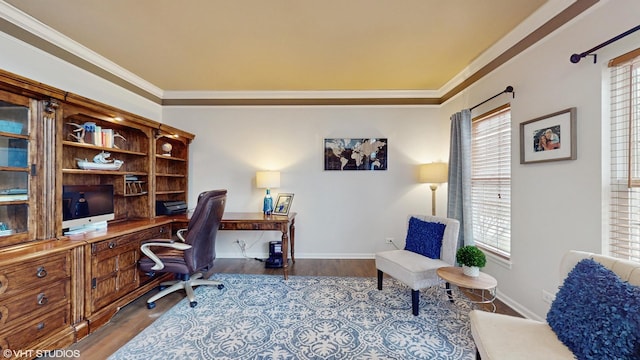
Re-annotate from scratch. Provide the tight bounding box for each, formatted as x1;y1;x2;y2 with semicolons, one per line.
418;162;448;216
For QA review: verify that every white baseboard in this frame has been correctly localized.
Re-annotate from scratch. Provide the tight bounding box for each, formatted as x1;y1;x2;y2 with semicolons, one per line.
495;289;543;322
217;252;376;259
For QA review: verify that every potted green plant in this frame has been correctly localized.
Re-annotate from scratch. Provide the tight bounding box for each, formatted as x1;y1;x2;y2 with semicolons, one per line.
456;245;486;277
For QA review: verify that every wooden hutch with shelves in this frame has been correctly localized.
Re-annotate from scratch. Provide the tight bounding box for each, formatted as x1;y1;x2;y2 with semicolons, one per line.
154;123;191;212
0;69;194;358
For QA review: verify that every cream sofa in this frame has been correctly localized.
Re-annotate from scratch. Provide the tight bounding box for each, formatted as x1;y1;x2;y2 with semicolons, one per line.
469;250;640;360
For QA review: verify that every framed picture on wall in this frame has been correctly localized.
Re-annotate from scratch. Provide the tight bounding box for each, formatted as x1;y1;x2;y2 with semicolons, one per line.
273;193;294;215
520;107;577;164
323;138;388;170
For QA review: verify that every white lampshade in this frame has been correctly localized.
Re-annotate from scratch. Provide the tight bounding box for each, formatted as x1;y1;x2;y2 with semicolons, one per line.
418;162;448;184
256;171;281;189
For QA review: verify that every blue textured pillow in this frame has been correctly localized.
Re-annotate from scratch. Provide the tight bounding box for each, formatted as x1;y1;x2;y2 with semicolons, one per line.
404;217;446;259
546;258;640;359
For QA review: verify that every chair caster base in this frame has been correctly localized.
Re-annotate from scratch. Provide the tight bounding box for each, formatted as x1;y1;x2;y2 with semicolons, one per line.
190;301;197;308
147;302;156;309
218;284;224;290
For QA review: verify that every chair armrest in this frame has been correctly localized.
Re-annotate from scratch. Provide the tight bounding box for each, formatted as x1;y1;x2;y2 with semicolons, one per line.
176;228;188;242
140;241;192;271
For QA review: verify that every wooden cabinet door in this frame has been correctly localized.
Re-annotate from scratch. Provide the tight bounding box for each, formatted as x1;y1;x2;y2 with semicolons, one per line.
88;224;170;313
89;240;139;312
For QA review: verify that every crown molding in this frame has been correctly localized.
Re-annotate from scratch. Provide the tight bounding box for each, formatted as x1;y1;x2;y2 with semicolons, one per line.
0;0;598;106
0;0;163;100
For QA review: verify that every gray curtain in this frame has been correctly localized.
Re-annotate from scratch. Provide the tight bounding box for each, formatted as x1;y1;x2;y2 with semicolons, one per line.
447;109;474;249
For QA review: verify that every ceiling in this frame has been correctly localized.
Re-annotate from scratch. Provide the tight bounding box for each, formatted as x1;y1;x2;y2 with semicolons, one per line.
2;0;552;96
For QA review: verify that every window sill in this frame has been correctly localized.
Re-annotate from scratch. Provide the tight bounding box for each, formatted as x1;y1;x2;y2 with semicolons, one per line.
485;250;512;269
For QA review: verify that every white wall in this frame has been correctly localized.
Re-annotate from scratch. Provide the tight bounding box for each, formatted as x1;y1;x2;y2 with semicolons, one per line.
162;105;449;258
441;0;640;319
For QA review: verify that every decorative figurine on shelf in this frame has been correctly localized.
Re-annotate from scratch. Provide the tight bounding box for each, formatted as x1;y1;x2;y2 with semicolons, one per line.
161;142;173;156
113;132;127;149
66;122;86;143
76;151;123;170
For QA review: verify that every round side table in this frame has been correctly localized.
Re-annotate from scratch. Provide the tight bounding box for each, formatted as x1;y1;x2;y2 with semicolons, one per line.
436;266;498;312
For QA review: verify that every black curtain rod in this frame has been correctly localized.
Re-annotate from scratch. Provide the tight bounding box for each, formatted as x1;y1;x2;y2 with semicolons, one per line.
570;24;640;64
470;86;514;111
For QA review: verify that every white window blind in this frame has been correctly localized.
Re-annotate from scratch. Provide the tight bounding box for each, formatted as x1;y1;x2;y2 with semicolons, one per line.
471;105;512;258
610;49;640;262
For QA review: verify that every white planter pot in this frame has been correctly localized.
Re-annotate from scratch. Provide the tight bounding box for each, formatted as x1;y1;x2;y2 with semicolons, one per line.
462;265;480;277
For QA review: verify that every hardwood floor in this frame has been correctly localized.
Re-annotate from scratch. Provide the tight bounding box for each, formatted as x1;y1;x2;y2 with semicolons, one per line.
46;258;520;359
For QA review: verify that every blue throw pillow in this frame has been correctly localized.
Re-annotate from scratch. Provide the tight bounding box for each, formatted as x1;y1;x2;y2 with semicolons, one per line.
546;258;640;360
404;217;446;259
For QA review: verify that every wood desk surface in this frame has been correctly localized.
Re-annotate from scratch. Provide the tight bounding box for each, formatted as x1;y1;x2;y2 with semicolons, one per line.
222;212;296;222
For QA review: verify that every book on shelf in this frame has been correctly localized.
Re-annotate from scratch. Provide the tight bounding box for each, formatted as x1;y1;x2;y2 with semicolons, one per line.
87;126;115;148
102;128;114;148
94;125;102;147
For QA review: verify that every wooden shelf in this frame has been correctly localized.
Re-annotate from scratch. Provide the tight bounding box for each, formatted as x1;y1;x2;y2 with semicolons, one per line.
63;140;146;156
0;199;28;205
155;190;185;195
123;192;148;197
155;154;186;162
62;169;147;176
0;131;28;140
0;166;29;172
155;173;185;178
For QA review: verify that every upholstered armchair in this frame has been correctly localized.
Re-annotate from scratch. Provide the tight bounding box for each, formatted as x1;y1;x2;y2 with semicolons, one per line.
139;189;227;309
375;215;460;315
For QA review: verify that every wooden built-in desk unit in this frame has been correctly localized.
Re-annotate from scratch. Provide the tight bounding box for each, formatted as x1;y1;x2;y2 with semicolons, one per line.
170;212;297;279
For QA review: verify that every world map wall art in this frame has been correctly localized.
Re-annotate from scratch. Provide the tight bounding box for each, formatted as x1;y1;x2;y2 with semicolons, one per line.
324;138;388;171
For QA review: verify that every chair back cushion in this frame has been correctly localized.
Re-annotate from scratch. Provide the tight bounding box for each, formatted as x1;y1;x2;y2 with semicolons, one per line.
560;250;640;286
404;216;446;259
184;189;227;273
406;215;460;265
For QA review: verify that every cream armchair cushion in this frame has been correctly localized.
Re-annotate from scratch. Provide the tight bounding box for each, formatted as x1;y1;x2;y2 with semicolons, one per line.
375;215;460;316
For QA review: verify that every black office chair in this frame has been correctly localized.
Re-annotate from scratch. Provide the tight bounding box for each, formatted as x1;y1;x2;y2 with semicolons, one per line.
139;189;227;309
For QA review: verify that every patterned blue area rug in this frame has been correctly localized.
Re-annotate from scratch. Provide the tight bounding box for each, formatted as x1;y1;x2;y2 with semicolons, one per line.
108;274;475;360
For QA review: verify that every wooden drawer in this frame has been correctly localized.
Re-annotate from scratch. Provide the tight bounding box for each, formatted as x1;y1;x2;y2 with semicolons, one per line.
220;222;283;231
0;252;70;300
91;225;170;254
0;307;69;352
0;279;69;329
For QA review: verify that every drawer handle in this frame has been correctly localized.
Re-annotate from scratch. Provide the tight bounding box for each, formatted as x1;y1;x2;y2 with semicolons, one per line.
109;242;116;249
37;322;45;331
37;293;48;305
36;267;47;278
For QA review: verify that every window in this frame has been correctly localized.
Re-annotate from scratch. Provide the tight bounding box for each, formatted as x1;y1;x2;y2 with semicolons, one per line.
471;105;512;258
609;48;640;262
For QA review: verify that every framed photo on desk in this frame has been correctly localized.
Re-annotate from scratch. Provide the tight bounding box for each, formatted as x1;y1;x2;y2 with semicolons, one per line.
273;193;294;215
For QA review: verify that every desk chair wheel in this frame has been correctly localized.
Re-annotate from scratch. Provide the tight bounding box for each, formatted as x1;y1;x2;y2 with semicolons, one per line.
190;301;197;308
218;284;224;290
147;302;156;310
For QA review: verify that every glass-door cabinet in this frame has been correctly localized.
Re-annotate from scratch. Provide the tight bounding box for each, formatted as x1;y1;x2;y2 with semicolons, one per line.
0;91;38;247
